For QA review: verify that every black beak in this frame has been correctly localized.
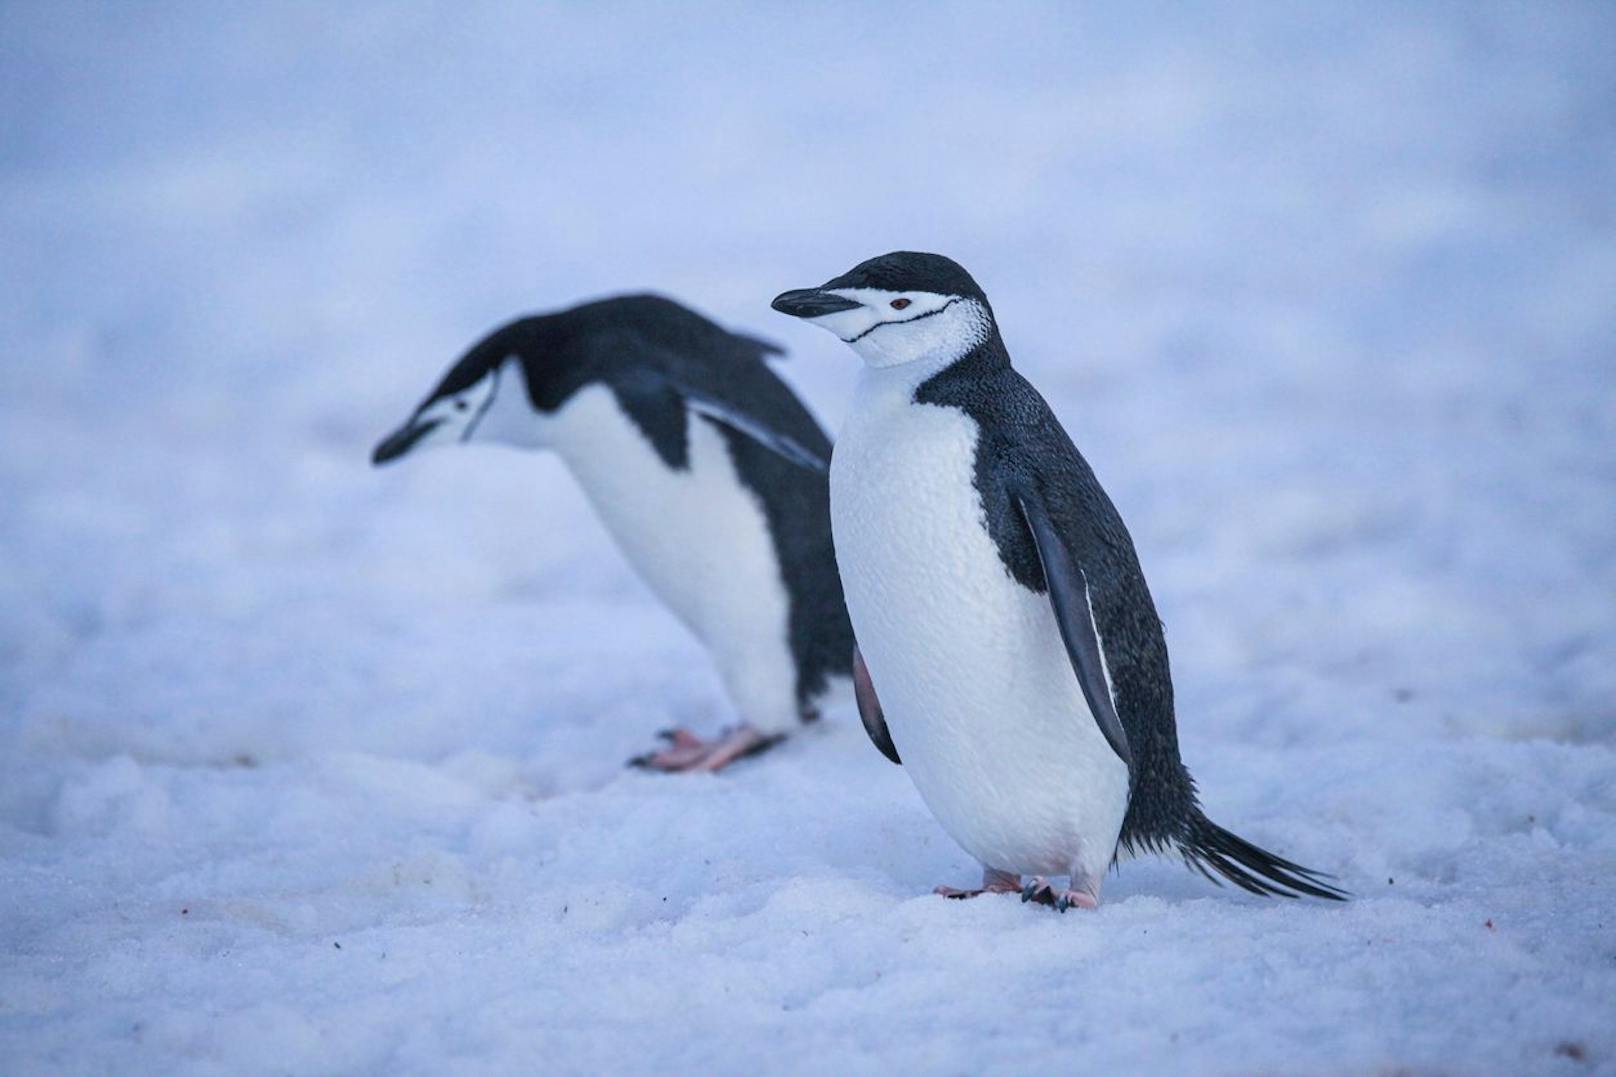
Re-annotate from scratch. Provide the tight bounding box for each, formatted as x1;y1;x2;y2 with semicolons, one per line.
770;288;863;319
371;418;443;466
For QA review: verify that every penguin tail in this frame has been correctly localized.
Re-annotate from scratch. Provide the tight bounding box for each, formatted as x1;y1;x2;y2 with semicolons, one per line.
1180;811;1349;901
735;332;787;360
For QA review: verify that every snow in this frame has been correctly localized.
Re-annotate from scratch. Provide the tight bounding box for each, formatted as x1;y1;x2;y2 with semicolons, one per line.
2;2;1614;1073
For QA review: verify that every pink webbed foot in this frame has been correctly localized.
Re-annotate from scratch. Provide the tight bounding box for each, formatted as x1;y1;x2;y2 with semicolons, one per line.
1021;876;1100;913
628;725;784;773
935;868;1023;900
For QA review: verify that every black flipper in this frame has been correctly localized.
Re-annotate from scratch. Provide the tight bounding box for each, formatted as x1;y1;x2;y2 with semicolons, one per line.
852;645;900;765
1013;486;1133;769
1182;811;1349;900
685;390;829;472
614;364;828;473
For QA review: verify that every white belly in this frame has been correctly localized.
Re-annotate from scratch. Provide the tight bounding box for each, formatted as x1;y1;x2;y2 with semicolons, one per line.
830;368;1129;878
548;386;799;732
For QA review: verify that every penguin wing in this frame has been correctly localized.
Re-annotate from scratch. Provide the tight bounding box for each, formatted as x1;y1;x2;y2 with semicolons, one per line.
683;391;829;472
1012;483;1134;769
852;644;900;765
613;364;828;472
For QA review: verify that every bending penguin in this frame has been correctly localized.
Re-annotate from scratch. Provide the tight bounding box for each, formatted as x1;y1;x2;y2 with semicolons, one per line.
374;294;854;771
772;253;1346;908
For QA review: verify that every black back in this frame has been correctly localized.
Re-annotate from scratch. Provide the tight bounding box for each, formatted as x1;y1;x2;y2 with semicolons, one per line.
913;331;1195;855
425;294;854;709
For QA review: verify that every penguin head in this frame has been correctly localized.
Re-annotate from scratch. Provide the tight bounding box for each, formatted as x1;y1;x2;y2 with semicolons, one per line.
371;322;545;466
771;252;994;368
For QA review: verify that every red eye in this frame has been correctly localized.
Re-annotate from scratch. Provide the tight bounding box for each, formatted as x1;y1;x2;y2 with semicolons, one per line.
890;297;911;310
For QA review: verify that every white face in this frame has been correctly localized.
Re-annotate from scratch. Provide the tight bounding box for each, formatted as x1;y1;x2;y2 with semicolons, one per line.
801;288;991;369
416;365;503;443
373;357;543;465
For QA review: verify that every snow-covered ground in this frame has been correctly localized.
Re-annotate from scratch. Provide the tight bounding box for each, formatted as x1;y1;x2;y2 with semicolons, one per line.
3;3;1614;1073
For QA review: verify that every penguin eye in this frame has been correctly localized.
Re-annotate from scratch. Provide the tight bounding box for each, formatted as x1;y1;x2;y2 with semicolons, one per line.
890;298;911;310
454;399;469;411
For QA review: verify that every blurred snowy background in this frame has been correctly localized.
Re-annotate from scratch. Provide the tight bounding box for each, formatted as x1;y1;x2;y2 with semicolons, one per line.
2;2;1613;1073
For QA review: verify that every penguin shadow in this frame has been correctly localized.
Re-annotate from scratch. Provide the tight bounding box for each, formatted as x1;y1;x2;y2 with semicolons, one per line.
1101;858;1237;907
744;716;974;892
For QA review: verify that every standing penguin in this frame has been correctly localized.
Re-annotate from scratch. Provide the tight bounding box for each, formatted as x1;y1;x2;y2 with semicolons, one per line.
374;294;854;771
772;253;1345;908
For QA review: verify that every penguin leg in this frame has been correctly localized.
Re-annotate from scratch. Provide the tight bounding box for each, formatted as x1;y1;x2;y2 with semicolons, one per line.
935;867;1022;900
628;725;784;773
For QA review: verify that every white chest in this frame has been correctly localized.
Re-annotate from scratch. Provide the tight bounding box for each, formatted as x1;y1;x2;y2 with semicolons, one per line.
544;386;799;729
829;367;1129;878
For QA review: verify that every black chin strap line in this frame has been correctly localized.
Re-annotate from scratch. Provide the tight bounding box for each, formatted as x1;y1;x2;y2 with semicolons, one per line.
841;297;962;344
462;362;503;442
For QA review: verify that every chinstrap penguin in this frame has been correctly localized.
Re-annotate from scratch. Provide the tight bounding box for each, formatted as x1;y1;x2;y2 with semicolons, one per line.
374;294;854;770
772;253;1346;908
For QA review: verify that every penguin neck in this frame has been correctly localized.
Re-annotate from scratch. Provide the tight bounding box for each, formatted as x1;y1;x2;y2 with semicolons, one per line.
857;328;1012;401
467;358;552;450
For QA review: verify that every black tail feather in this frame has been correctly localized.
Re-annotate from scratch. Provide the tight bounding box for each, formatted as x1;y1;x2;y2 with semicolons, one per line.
1181;812;1349;901
735;332;786;359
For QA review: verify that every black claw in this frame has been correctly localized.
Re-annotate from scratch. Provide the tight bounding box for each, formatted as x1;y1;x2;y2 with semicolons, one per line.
1020;881;1058;908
